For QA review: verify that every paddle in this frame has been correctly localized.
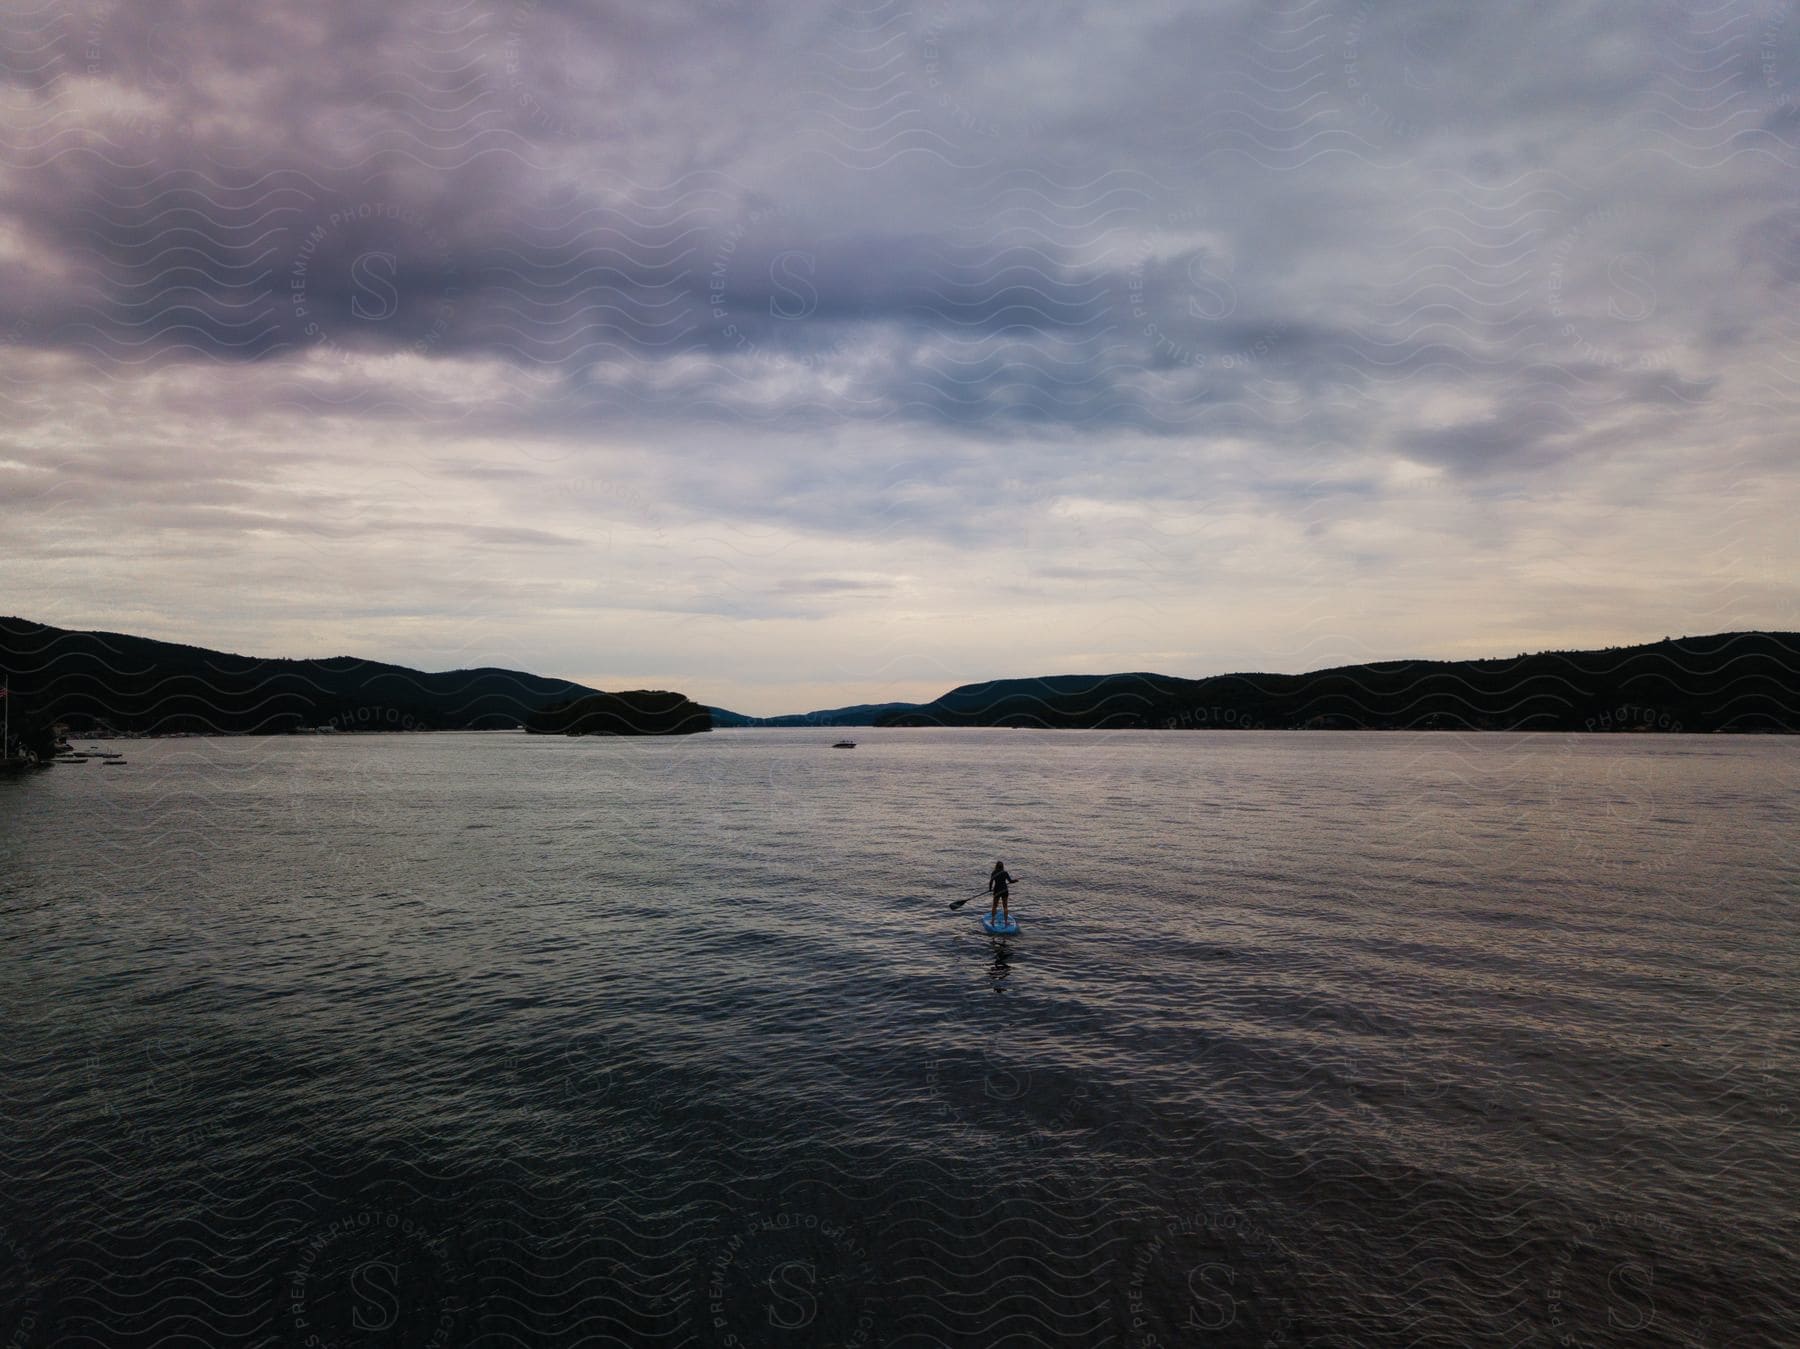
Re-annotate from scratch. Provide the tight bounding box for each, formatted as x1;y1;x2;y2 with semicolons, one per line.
948;880;1018;911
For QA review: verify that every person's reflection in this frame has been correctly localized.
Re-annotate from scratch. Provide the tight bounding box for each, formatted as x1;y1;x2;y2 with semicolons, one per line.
987;938;1012;991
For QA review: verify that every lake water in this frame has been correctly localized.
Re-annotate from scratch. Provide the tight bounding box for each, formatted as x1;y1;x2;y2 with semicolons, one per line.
1;729;1794;1346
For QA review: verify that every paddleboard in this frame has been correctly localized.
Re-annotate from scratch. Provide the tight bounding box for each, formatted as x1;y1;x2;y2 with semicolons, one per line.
980;912;1020;936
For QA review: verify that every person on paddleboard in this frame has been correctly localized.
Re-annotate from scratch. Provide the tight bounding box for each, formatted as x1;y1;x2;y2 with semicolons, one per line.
988;860;1016;924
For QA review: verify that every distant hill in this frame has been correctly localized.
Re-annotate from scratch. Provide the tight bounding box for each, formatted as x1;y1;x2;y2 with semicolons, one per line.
0;617;703;736
708;701;921;728
7;618;1793;740
875;633;1800;732
529;691;711;736
881;673;1193;727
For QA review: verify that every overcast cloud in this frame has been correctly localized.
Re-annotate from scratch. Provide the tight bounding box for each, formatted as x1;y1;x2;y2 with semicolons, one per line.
2;0;1796;712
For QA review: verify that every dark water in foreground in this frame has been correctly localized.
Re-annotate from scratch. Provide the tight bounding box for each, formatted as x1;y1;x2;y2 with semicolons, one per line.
1;729;1795;1346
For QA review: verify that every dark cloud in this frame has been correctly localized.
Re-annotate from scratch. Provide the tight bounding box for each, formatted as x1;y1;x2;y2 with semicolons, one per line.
0;2;1782;420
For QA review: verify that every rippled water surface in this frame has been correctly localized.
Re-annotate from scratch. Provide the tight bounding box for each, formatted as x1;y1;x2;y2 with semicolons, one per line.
2;729;1795;1346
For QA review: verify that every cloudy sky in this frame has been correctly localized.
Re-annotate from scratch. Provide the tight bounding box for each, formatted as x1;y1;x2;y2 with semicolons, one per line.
2;0;1796;713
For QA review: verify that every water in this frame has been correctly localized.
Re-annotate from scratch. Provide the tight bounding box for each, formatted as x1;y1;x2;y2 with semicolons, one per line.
2;729;1795;1346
